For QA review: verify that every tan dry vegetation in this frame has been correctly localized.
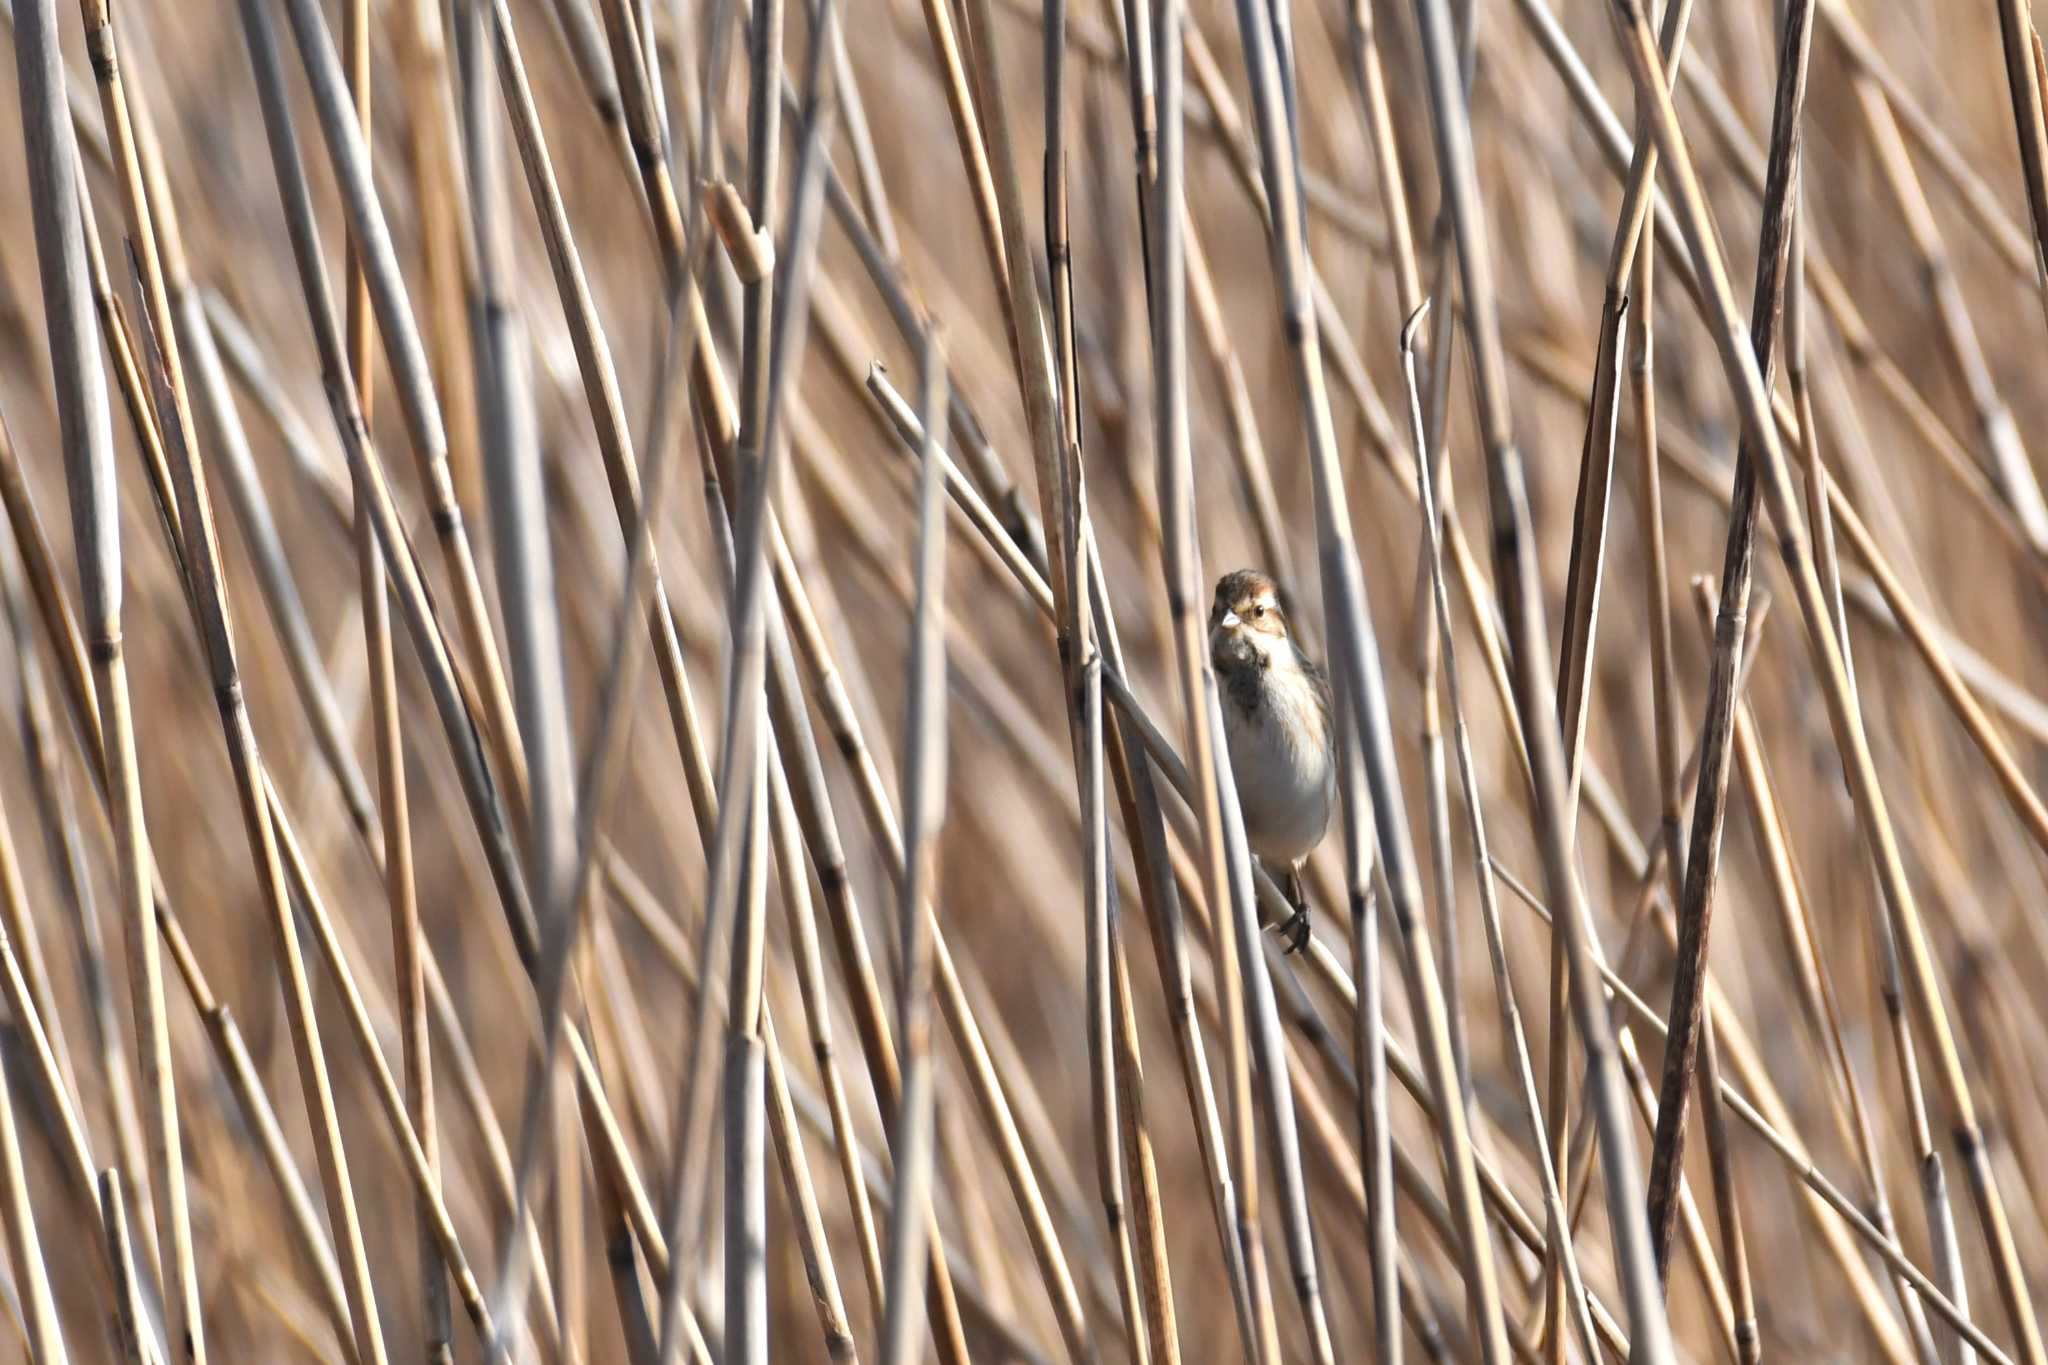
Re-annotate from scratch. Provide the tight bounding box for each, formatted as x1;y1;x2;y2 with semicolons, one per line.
0;0;2046;1361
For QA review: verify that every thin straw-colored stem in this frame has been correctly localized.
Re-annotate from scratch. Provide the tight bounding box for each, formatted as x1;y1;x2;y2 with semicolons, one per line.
9;4;203;1357
100;1171;147;1364
1399;307;1598;1363
336;0;451;1354
879;331;950;1365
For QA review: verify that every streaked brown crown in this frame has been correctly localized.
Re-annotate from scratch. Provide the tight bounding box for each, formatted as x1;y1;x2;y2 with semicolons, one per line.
1211;569;1288;638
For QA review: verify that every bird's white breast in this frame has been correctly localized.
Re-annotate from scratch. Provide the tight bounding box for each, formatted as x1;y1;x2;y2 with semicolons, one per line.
1221;660;1334;866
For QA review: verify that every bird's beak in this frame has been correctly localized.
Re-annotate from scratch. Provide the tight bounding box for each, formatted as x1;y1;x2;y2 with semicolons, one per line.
1221;610;1240;629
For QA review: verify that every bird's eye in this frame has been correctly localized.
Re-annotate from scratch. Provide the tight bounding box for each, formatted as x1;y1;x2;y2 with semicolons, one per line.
1251;604;1266;619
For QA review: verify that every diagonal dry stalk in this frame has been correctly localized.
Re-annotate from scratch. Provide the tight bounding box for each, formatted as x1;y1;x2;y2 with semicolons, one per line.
1;516;153;1280
1555;0;1693;817
266;0;536;949
1220;0;1502;1355
100;1170;148;1364
235;4;652;1350
0;1032;66;1364
1491;847;2013;1364
109;66;394;1365
334;0;449;1354
878;328;951;1365
1;399;367;1362
1146;4;1276;1358
8;0;2048;1356
1047;11;1176;1361
1989;0;2048;319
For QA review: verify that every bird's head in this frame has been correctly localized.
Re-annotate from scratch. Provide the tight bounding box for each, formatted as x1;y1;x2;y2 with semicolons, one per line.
1209;569;1289;673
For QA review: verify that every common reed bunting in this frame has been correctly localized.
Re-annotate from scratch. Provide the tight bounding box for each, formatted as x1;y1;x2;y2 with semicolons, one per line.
1209;569;1333;953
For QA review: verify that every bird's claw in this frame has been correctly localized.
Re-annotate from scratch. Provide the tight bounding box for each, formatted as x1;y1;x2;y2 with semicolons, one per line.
1274;907;1312;955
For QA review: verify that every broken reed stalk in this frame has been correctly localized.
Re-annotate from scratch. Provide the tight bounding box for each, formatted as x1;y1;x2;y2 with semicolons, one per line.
878;331;950;1365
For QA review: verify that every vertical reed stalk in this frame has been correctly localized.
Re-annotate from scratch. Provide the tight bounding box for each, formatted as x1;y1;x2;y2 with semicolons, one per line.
10;4;203;1356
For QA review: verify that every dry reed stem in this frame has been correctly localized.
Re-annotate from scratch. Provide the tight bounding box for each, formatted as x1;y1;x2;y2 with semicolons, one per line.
1644;0;1814;1282
1409;0;1676;1357
8;3;203;1357
1398;309;1598;1364
1608;2;2046;1355
6;0;2048;1359
100;1170;147;1364
337;0;450;1353
0;1036;65;1364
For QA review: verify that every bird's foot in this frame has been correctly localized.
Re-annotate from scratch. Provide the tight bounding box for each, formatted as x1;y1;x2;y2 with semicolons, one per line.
1274;905;1312;955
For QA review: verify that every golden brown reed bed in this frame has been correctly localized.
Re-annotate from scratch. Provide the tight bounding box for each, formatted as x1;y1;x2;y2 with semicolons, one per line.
1;0;2047;1361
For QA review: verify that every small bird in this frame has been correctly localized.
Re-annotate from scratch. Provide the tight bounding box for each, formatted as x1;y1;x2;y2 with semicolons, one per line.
1209;569;1334;953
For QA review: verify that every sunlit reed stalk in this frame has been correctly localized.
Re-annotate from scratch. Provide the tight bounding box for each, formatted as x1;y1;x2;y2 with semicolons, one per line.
650;11;787;1339
1988;0;2048;321
2;410;357;1365
131;189;398;1365
1;526;151;1271
267;0;535;946
874;328;951;1365
464;0;604;1345
1482;850;2010;1362
1045;11;1174;1361
464;0;750;1347
1553;0;1692;805
234;2;554;1349
860;366;1232;1360
1143;4;1273;1359
9;4;202;1358
333;0;451;1354
100;1170;148;1364
6;0;2048;1357
659;18;843;1365
185;255;589;1361
787;402;1096;1365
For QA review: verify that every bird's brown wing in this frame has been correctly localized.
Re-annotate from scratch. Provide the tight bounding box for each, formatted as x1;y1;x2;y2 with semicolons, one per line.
1303;651;1334;751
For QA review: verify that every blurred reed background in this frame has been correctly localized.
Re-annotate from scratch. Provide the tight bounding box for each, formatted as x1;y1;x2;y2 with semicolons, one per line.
1;0;2047;1359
